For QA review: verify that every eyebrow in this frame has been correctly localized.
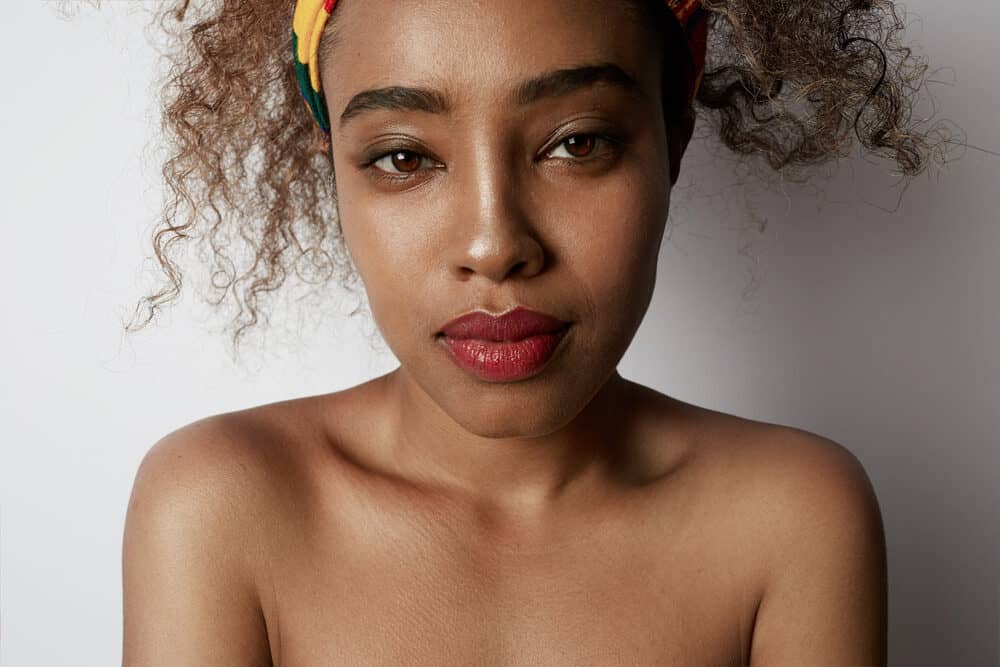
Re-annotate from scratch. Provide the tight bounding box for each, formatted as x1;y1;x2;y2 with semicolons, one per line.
338;62;644;130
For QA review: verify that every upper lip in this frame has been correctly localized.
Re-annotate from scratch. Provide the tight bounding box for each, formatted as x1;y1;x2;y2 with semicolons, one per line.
438;306;571;341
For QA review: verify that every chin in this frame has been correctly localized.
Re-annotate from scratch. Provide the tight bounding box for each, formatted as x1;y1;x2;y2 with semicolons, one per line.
436;368;609;440
453;398;568;439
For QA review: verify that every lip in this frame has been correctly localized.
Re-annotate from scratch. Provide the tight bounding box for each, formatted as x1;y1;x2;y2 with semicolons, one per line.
437;306;570;341
436;306;572;382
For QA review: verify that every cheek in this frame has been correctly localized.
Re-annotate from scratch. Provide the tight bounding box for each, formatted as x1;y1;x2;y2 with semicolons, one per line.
340;182;455;361
335;184;443;340
555;170;669;317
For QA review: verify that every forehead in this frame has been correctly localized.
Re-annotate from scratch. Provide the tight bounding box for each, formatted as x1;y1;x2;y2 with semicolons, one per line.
318;0;658;120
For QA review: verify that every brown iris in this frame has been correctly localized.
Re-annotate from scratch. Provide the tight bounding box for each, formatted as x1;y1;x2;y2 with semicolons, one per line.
564;135;596;158
390;151;422;173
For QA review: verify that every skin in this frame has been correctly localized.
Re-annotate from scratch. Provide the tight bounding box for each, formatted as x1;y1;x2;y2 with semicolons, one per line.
121;1;888;665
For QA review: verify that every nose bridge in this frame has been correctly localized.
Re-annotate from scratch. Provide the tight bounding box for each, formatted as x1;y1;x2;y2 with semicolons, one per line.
449;128;543;283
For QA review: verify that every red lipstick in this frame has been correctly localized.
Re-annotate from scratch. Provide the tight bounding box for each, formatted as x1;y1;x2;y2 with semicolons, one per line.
437;306;571;382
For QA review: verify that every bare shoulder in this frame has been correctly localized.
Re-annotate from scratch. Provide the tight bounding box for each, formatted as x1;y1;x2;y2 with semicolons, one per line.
720;411;883;523
132;411;276;498
653;394;882;514
122;400;322;666
126;400;315;533
124;395;331;563
749;425;887;664
631;385;878;494
670;399;888;665
722;412;887;572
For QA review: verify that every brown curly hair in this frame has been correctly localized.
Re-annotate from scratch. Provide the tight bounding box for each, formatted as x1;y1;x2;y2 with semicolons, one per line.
123;0;947;352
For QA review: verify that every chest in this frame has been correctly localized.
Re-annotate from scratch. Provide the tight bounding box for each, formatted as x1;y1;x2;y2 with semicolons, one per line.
258;495;760;666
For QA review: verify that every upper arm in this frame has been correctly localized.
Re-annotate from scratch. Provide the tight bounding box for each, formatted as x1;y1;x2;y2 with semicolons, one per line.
122;419;273;666
748;432;888;666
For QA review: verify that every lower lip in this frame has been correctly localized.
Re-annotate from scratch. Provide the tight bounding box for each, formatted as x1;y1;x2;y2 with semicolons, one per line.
438;327;570;382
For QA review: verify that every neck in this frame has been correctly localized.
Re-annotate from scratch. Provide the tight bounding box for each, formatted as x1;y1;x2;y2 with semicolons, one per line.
380;367;636;515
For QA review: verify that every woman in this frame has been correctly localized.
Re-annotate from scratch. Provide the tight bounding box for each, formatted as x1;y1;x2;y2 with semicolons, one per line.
122;0;935;663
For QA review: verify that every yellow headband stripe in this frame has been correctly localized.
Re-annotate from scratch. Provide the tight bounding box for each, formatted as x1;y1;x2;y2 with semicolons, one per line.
293;0;337;132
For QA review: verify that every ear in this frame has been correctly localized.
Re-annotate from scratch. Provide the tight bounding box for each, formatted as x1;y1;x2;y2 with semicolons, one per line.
667;106;696;186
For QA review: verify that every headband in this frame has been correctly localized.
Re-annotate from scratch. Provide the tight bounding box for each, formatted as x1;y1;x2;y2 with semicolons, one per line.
293;0;708;135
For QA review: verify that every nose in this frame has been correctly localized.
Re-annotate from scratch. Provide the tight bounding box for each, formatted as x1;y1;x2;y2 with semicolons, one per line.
447;145;545;284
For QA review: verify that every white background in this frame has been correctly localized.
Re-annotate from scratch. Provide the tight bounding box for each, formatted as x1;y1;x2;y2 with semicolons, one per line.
1;1;997;665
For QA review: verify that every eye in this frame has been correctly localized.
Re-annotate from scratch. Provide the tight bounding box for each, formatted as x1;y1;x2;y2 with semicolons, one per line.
362;130;625;184
546;133;612;160
370;149;434;176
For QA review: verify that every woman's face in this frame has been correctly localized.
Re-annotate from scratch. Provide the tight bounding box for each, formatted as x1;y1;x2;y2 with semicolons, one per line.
321;0;681;437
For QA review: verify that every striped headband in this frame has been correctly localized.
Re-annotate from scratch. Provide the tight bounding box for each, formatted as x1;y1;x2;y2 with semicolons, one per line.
293;0;708;135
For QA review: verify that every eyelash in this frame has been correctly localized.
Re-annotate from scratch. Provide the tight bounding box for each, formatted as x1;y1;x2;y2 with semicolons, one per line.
361;132;627;184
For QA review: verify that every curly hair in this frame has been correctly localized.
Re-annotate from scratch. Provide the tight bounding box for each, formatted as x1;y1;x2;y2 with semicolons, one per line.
122;0;947;351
